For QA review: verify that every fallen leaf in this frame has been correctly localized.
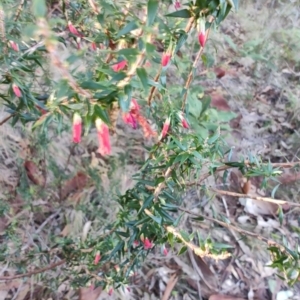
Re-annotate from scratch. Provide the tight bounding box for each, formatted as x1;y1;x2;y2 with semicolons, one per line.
24;160;45;186
242;179;251;194
61;171;88;200
210;92;230;111
161;273;178;300
209;294;246;300
278;172;300;185
229;114;242;129
214;67;226;79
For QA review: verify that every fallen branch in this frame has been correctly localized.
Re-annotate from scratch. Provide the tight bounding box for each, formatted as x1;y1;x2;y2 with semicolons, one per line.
210;187;300;207
177;207;288;254
186;161;300;186
0;259;66;281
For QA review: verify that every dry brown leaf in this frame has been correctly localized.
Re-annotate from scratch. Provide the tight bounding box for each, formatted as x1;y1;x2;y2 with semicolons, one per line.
24;160;45;186
214;67;226;79
61;171;88;200
79;286;102;300
210;92;230;111
161;273;178;300
242;179;251;194
278;172;300;185
209;294;246;300
230;114;242;129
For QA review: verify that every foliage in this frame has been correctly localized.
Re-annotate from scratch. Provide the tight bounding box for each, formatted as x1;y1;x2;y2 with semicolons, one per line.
0;0;300;295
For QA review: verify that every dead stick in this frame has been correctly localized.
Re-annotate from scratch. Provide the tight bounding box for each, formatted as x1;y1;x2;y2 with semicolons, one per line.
210;188;300;207
0;259;66;281
178;206;288;254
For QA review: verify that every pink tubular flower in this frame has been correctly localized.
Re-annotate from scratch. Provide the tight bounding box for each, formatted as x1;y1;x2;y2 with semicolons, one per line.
112;60;127;72
91;42;97;51
94;251;101;265
9;40;19;52
198;19;206;48
161;52;171;67
142;237;153;250
68;21;83;37
174;1;181;10
123;112;137;129
178;112;189;129
159;117;171;140
122;98;140;129
95;118;111;156
133;240;139;247
73;113;82;143
12;84;22;98
163;247;168;256
108;287;113;296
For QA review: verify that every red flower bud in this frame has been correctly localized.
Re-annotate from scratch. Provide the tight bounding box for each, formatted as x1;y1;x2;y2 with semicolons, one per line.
68;21;83;37
12;84;22;98
95;119;111;156
144;238;153;249
161;52;171;67
72;113;82;143
123;112;137;129
178;112;189;129
94;251;101;265
198;32;206;48
91;42;97;51
198;19;206;48
174;1;181;10
159;117;171;140
108;287;113;296
112;60;127;72
9;40;19;52
163;247;168;256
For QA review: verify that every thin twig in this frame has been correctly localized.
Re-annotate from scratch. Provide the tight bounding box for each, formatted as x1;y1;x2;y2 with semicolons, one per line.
210;188;300;207
181;19;214;110
186;161;300;187
147;16;196;106
0;259;66;281
177;207;288;254
165;225;230;260
21;209;62;252
0;114;14;126
14;0;25;22
153;166;173;201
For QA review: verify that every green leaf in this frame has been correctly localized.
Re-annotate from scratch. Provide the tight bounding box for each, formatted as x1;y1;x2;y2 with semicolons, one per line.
147;0;159;26
109;241;125;259
94;105;110;124
278;206;284;226
207;127;220;144
32;0;47;17
166;9;191;18
136;68;149;93
271;184;280;199
175;33;188;54
118;92;130;112
179;230;190;242
200;96;211;117
213;242;234;249
178;246;187;255
148;213;162;225
138;195;154;215
81;81;108;90
188;95;202;118
116;21;139;38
